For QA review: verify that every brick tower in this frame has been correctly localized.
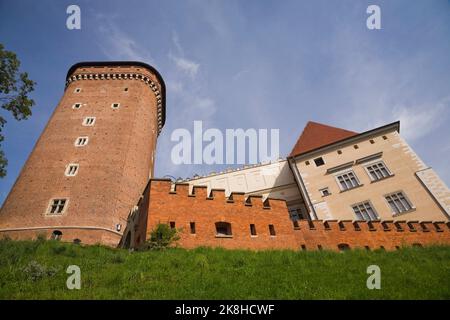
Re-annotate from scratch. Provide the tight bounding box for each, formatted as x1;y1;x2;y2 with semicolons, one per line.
0;61;165;246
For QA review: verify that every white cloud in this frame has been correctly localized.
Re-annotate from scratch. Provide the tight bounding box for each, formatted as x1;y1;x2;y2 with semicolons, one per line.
96;18;153;63
389;99;448;142
169;53;200;78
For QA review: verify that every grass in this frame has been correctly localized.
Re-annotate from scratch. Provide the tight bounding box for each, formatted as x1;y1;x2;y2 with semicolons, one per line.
0;238;449;299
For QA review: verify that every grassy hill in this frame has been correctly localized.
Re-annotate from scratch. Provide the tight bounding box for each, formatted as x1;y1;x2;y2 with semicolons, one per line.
0;238;449;299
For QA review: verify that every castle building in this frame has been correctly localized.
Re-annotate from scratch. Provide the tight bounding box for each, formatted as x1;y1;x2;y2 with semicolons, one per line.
0;62;165;246
185;122;450;224
1;60;449;250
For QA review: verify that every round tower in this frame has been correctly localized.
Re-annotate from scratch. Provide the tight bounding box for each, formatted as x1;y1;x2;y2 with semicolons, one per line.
0;61;165;246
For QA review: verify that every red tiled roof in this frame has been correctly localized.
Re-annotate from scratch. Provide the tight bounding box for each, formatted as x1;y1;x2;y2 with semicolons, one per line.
289;121;358;157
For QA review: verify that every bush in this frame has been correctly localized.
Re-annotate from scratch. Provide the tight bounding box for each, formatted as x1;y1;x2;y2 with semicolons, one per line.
143;223;180;250
23;260;60;281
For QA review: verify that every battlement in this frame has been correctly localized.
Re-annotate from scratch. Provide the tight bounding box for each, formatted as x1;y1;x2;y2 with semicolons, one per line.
119;178;450;251
299;219;449;234
294;219;450;251
151;179;285;210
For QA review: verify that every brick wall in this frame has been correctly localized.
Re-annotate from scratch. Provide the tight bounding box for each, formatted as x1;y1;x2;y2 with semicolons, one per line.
127;179;450;251
138;179;299;250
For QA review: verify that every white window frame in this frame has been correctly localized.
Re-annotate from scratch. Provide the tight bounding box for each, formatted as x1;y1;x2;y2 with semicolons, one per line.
334;169;361;191
351;201;379;221
82;117;96;126
74;136;89;147
72;103;82;109
74;88;82;93
384;191;414;216
111;102;120;109
364;160;392;181
319;187;331;197
65;163;79;177
46;198;68;215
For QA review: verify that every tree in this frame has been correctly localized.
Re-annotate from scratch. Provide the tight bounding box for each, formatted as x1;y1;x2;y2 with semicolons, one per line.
0;43;36;177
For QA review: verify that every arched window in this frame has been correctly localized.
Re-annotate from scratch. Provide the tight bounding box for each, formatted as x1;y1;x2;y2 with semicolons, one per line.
337;243;350;251
215;222;232;237
51;230;62;241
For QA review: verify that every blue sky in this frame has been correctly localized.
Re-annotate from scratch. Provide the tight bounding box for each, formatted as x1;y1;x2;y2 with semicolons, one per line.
1;0;449;205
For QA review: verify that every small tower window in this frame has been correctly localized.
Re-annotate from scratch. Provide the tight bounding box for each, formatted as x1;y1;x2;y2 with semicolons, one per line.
169;221;176;229
83;117;96;126
124;87;128;92
47;199;67;215
65;164;79;176
269;224;276;236
250;224;257;236
74;88;81;93
74;136;88;147
72;103;82;109
111;103;120;109
190;222;196;234
51;230;63;240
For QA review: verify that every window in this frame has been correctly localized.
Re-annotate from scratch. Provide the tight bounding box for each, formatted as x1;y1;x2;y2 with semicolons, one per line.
337;150;342;155
72;103;82;109
51;230;62;240
73;239;81;244
369;139;375;144
250;224;257;236
353;145;359;149
124;87;128;92
111;103;120;109
74;88;81;93
365;161;391;181
83;117;96;126
336;170;360;191
293;220;299;228
382;135;388;140
169;221;176;229
47;199;67;215
314;157;325;167
385;191;413;215
65;164;79;176
74;136;88;147
338;243;350;251
352;201;379;221
305;160;310;166
215;222;232;237
190;222;196;234
269;224;276;236
289;209;306;221
319;187;330;197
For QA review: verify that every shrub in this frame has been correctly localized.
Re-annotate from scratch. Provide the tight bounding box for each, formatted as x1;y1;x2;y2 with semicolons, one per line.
23;260;60;281
143;223;180;250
